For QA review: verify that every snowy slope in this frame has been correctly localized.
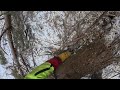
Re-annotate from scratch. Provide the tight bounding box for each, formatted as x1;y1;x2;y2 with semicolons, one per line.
1;12;120;79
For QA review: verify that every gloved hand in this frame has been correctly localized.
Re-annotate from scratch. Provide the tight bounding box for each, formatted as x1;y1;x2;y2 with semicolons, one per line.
58;51;71;62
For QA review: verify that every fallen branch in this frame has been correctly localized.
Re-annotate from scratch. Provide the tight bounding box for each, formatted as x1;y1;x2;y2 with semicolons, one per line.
0;46;8;55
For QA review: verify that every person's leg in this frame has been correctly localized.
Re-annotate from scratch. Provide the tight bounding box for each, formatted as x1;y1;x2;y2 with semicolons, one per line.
47;56;62;70
24;62;54;79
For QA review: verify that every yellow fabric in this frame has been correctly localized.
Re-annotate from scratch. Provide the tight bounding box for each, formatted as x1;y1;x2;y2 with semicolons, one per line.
58;51;71;62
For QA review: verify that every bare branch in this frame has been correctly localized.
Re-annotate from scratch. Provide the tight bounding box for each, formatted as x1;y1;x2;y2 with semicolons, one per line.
0;23;9;41
0;46;8;55
20;53;30;73
0;17;4;20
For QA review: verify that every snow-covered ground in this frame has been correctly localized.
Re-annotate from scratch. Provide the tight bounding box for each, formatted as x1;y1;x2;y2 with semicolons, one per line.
1;12;120;79
0;12;62;79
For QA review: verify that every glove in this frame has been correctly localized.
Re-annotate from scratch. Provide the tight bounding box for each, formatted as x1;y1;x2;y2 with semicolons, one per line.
58;51;71;62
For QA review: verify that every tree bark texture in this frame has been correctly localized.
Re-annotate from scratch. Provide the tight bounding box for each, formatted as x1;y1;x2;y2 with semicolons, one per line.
48;38;116;79
5;13;24;76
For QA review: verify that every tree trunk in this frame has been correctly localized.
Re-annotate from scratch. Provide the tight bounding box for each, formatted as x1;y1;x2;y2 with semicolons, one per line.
91;70;103;79
48;37;117;79
5;13;24;77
